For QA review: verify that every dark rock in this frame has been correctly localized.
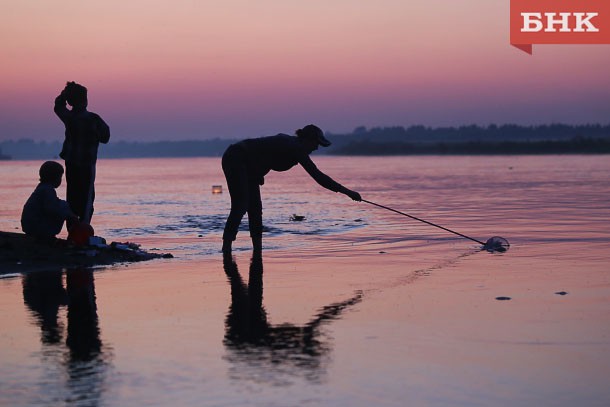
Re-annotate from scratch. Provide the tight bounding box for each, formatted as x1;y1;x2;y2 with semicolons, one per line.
0;231;173;274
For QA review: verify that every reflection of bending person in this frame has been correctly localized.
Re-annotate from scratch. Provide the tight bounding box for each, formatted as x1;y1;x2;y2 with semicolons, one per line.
221;124;361;254
224;256;267;345
223;256;362;382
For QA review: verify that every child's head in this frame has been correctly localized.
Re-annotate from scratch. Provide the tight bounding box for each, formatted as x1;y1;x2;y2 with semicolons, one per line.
64;81;88;108
39;161;64;188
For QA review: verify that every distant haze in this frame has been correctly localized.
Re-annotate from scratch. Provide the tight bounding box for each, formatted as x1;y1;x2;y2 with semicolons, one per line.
1;1;609;142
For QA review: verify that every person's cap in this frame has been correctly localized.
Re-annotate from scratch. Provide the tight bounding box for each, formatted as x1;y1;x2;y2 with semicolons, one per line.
300;124;332;147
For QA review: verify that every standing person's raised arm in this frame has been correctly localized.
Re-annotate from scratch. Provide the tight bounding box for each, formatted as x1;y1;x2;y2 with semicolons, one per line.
54;89;70;121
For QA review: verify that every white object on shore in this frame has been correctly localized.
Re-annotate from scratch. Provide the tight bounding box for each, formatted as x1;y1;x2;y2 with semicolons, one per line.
88;236;108;248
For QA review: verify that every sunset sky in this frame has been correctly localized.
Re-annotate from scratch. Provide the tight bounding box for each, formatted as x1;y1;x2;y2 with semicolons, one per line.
1;0;609;141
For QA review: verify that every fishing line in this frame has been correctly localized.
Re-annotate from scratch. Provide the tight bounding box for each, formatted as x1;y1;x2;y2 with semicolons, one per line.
361;199;509;252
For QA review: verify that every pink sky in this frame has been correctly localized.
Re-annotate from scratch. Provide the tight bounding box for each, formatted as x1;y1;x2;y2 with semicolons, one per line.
1;0;609;141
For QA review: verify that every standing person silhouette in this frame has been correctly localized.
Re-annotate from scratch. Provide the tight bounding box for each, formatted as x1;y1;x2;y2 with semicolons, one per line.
221;124;361;255
54;82;110;225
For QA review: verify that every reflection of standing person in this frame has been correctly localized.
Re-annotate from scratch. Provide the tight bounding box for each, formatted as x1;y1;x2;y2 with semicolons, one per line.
66;268;102;361
22;268;103;359
221;124;361;254
22;267;108;405
54;81;110;224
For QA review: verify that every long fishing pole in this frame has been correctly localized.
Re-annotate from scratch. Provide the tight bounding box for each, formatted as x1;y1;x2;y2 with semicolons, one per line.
362;199;486;245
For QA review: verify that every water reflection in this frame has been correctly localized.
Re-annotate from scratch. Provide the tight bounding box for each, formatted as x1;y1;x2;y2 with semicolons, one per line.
22;269;67;345
21;267;111;406
223;255;362;385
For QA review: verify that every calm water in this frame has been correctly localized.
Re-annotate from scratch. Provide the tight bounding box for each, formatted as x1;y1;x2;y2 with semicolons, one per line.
1;155;609;406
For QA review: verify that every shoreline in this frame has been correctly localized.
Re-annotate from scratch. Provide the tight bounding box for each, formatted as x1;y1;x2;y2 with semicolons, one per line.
0;230;172;274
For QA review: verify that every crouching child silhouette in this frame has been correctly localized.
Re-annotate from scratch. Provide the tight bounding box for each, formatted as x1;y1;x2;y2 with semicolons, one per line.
55;81;110;224
21;161;79;241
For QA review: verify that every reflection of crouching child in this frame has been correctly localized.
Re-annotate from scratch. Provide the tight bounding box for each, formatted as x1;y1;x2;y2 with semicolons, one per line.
21;161;78;240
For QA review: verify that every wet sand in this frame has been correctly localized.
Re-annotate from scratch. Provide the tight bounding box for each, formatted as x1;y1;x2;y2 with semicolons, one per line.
1;234;609;406
210;232;610;405
331;241;610;406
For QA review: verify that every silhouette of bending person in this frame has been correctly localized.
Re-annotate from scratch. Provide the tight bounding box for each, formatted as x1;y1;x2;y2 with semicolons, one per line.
55;81;110;224
221;124;361;254
223;255;362;382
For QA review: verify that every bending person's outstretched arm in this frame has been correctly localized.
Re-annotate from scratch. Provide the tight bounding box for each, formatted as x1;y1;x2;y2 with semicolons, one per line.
299;156;361;201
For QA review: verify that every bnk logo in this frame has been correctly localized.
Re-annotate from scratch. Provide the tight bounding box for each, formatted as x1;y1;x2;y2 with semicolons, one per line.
510;0;610;54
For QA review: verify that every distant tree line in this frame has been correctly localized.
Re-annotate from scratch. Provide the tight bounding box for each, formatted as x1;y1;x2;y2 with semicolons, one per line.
325;123;610;155
100;139;231;158
0;138;234;160
330;137;610;155
1;123;609;159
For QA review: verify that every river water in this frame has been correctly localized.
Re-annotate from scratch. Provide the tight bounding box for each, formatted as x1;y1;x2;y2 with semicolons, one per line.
1;155;609;406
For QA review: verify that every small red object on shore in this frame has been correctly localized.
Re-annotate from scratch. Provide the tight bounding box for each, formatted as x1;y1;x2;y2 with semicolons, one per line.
68;222;94;247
